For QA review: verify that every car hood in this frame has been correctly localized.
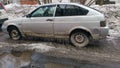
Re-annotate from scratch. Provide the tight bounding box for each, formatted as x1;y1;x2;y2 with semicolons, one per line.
5;17;26;24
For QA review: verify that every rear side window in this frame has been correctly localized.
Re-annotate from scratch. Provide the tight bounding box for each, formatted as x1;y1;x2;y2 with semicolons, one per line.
55;4;89;16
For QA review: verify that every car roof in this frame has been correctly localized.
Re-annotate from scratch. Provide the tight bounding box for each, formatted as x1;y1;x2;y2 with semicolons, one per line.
40;3;102;15
37;3;90;10
39;3;82;6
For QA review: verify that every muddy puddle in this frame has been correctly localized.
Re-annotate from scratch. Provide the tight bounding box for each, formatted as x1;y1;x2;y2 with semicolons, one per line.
0;49;104;68
0;50;31;68
0;50;76;68
0;40;76;68
0;47;120;68
0;36;120;68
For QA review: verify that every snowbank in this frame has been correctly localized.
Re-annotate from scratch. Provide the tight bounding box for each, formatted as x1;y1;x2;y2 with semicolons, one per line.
91;4;120;39
5;3;38;19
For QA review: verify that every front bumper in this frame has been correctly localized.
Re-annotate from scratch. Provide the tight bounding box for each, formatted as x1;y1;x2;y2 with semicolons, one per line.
0;18;8;27
0;18;8;24
0;18;8;31
1;22;8;33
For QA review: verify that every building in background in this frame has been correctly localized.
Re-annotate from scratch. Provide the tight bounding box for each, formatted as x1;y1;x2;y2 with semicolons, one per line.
20;0;38;5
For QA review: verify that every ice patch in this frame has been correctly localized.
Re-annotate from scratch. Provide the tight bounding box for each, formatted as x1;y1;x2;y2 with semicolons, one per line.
28;43;55;52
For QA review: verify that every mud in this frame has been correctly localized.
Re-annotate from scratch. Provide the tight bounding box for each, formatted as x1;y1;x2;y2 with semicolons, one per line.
0;32;120;68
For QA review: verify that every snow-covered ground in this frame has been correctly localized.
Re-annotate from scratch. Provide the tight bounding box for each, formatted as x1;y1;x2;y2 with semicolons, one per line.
91;4;120;39
3;3;120;39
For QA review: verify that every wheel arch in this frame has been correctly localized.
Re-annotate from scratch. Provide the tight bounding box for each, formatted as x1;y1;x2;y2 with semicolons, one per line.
69;27;93;39
7;25;18;32
7;24;25;36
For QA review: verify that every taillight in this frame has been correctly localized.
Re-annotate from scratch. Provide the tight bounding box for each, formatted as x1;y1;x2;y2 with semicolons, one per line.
100;21;106;27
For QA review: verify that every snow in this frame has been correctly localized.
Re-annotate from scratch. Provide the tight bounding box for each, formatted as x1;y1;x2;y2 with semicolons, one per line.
28;43;55;52
91;4;120;39
5;3;38;19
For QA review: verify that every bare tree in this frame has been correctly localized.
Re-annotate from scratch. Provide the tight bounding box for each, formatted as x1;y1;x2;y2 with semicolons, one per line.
37;0;97;6
100;0;104;5
58;0;62;3
70;0;94;6
95;0;104;5
80;0;87;4
38;0;41;4
86;0;95;6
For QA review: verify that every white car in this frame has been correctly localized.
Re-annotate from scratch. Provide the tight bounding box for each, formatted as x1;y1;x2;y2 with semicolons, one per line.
2;3;108;47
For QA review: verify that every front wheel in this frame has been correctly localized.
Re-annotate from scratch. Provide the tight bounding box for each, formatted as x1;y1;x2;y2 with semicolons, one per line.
70;32;89;48
8;27;22;40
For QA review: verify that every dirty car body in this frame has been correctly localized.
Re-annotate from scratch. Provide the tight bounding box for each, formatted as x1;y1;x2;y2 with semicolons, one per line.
2;3;108;47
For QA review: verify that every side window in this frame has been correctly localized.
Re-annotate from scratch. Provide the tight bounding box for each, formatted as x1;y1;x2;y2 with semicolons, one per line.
31;5;56;17
55;5;65;16
74;5;89;15
55;4;89;16
65;5;89;16
65;5;76;16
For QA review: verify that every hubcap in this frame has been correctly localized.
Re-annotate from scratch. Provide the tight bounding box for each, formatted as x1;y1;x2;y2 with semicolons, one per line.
11;30;20;40
74;33;85;43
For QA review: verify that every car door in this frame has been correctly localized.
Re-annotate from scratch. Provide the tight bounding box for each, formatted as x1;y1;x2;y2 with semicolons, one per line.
54;4;89;38
21;5;56;37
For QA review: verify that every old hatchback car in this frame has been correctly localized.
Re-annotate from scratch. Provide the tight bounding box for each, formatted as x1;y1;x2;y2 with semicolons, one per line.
2;3;108;47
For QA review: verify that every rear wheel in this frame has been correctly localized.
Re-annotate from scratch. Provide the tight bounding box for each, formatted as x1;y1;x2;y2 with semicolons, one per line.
8;27;22;40
70;32;89;47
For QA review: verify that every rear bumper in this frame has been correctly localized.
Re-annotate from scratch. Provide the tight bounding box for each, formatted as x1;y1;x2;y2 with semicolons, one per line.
99;27;109;38
91;27;109;40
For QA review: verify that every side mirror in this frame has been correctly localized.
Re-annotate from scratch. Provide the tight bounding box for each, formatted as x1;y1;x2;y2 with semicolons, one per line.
26;14;31;18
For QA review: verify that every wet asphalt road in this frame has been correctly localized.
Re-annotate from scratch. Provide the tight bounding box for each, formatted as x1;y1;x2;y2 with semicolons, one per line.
1;31;120;68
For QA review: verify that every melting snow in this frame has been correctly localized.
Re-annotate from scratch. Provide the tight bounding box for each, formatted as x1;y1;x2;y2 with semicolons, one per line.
91;4;120;39
5;3;38;19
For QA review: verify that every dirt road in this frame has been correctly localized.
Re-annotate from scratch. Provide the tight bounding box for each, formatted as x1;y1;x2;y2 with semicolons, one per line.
0;32;120;68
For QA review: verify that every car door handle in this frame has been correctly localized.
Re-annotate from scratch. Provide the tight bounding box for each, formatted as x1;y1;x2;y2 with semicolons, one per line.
46;19;53;21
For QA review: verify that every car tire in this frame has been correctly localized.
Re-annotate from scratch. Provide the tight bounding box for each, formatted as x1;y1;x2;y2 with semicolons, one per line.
70;31;89;48
8;27;22;40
